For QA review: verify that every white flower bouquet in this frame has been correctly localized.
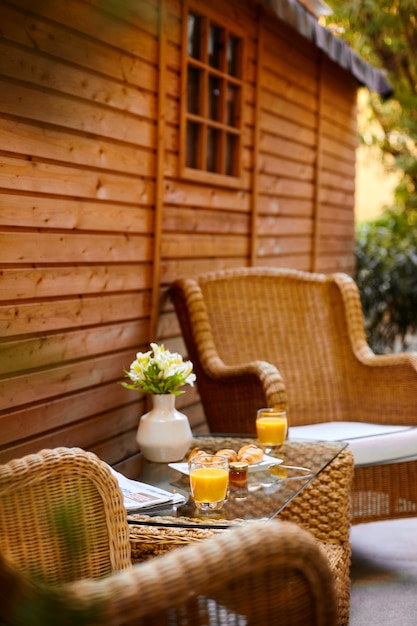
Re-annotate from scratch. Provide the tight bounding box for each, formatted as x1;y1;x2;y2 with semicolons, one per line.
121;343;196;395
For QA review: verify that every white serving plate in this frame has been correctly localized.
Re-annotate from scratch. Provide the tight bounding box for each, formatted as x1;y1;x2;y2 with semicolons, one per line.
168;454;282;476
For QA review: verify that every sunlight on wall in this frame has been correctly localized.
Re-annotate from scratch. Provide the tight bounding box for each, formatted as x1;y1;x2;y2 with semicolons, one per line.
355;145;399;223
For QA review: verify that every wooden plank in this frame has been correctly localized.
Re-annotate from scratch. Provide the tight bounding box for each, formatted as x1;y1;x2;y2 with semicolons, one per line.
0;265;152;301
7;0;159;57
0;232;153;264
256;235;312;256
162;207;250;234
260;132;316;165
317;237;355;253
0;402;143;464
321;153;355;178
161;233;249;258
253;255;312;270
0;194;154;233
261;91;316;130
262;22;318;76
160;258;247;284
319;221;354;237
163;181;251;211
261;111;316;146
257;196;313;217
258;174;314;199
0;349;138;411
320;170;356;193
0;1;158;79
0;157;155;204
261;68;317;111
0;40;156;119
259;153;314;181
257;216;312;236
0;119;156;178
0;293;150;337
0;321;150;375
315;256;355;275
0;381;138;447
0;83;156;147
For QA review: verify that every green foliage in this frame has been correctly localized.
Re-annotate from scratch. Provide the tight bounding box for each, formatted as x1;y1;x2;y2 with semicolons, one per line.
355;208;417;352
325;0;417;213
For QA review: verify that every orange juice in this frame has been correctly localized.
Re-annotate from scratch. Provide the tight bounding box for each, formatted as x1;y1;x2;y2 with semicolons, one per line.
256;414;287;446
190;467;229;503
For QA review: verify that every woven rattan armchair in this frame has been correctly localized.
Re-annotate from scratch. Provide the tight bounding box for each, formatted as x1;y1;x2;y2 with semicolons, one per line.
171;267;417;525
0;519;337;626
0;449;338;626
0;447;132;584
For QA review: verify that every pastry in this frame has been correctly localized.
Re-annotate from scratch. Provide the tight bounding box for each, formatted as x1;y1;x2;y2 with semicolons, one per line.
187;448;207;464
237;444;263;465
215;448;238;463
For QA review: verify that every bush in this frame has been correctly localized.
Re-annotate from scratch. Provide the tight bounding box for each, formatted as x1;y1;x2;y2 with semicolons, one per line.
355;208;417;353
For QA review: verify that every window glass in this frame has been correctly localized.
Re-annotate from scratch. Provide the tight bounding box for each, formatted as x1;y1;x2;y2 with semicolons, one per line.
208;75;221;121
188;13;201;59
209;24;223;69
225;133;237;176
227;35;240;77
182;6;243;179
186;122;199;169
207;128;221;172
187;67;201;115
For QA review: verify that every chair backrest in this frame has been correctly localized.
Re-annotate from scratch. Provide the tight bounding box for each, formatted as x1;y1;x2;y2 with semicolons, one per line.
0;447;131;584
0;519;338;626
171;267;370;431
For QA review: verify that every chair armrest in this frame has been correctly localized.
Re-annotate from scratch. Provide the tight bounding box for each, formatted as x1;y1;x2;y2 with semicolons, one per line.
332;273;417;424
349;351;417;424
47;521;336;626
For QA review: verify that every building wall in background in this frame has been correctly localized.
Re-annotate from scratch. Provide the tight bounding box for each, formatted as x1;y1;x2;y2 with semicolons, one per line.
0;0;358;465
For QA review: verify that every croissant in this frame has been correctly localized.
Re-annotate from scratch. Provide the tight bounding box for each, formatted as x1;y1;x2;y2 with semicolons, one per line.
238;444;263;465
215;448;238;463
187;448;207;464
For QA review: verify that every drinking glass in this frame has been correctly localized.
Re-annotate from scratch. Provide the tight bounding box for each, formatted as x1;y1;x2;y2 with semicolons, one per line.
256;408;288;456
189;454;229;511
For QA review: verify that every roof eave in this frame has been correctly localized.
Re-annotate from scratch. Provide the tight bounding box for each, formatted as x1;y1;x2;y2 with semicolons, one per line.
260;0;394;98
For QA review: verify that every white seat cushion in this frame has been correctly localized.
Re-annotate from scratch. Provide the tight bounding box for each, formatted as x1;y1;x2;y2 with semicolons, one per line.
289;422;417;467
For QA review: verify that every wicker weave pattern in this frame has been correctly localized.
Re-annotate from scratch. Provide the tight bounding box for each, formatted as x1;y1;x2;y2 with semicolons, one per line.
0;447;131;584
171;267;417;524
0;520;338;626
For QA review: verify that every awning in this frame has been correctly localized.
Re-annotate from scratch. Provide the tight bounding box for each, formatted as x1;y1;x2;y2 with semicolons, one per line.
260;0;394;98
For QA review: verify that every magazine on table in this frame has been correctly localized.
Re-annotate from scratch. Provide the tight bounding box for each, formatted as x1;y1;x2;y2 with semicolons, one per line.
110;467;185;511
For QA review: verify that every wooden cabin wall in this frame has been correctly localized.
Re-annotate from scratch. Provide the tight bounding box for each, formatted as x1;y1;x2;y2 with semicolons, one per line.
0;0;358;465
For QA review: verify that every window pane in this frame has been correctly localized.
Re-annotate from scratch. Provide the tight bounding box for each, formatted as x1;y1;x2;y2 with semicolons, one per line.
209;23;223;69
226;84;239;127
227;35;240;77
187;67;201;115
208;75;221;121
188;13;201;59
207;128;221;172
225;133;238;176
186;122;199;168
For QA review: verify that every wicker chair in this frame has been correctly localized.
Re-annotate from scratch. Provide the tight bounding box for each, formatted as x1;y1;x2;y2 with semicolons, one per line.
171;267;417;525
0;449;338;626
0;447;132;584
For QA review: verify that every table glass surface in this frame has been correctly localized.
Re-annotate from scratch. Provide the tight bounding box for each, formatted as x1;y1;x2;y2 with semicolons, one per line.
126;434;347;529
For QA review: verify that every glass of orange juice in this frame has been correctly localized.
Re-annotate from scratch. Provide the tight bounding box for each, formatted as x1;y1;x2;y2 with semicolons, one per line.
189;455;229;512
256;408;288;456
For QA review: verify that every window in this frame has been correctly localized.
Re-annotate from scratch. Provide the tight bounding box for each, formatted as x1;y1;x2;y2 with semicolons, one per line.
181;4;244;184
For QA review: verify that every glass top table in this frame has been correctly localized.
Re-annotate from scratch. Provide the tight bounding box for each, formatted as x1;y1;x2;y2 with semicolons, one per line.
124;434;347;529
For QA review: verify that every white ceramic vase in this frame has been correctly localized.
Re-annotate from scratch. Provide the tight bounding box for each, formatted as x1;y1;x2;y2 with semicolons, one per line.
136;394;192;463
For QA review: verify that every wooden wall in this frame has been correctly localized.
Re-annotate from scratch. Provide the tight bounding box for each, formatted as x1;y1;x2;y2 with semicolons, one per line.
0;0;358;465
